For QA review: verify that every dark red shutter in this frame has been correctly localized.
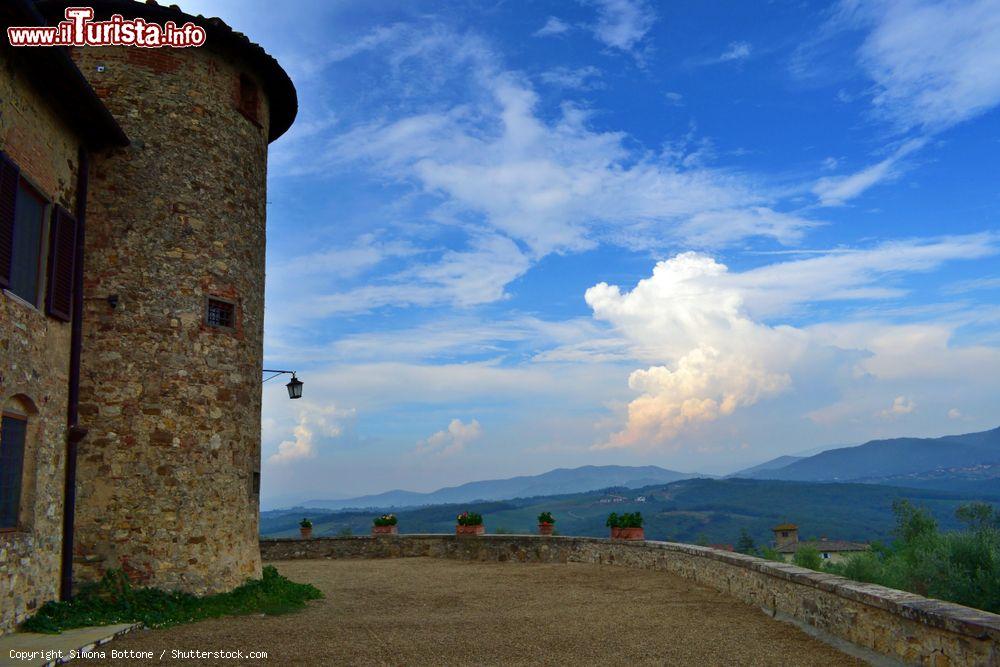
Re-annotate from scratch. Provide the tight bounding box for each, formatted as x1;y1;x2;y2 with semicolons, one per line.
45;206;77;322
0;152;20;289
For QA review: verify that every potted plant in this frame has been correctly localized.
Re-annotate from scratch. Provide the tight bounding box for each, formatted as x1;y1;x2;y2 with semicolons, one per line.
372;513;398;535
455;511;485;536
299;518;313;539
537;511;555;536
606;512;621;539
617;512;645;540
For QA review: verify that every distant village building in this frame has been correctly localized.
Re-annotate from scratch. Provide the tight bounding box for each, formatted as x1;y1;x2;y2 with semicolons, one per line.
634;495;647;503
0;0;295;634
771;524;868;564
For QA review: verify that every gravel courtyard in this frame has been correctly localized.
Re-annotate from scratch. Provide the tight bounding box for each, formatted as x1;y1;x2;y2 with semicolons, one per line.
84;558;862;666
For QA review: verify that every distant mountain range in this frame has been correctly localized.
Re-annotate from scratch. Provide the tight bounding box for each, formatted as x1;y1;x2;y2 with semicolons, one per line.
302;465;702;510
732;427;1000;496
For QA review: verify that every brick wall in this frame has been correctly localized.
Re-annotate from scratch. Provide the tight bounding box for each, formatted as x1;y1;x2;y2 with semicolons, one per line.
261;535;1000;665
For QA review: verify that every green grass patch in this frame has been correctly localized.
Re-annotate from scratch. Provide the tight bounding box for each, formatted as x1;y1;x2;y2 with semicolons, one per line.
21;565;323;634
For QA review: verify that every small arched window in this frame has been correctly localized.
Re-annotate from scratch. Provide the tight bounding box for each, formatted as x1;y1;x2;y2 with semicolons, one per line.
1;395;36;530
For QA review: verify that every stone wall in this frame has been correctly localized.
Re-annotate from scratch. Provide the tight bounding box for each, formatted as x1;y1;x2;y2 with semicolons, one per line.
0;50;81;634
69;41;271;595
261;535;1000;665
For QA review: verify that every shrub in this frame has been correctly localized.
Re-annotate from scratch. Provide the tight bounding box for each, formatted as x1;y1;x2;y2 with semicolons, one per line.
537;511;555;524
825;501;1000;614
456;511;483;526
759;546;783;562
22;566;322;634
373;514;398;527
792;545;822;570
299;518;312;529
605;512;619;528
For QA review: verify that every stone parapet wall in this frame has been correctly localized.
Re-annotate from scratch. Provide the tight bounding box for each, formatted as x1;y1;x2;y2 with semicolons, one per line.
261;535;1000;666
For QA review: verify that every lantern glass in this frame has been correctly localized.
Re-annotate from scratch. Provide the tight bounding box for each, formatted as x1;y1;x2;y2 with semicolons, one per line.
286;376;303;399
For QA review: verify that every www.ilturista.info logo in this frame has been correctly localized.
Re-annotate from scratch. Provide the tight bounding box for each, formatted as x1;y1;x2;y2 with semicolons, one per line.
8;7;207;48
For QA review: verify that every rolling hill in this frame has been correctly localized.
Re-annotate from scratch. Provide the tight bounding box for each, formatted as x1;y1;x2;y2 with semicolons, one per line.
736;427;1000;490
262;477;995;548
302;465;702;510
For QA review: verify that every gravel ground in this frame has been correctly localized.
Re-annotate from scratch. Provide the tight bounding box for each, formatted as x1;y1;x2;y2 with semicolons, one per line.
79;558;863;666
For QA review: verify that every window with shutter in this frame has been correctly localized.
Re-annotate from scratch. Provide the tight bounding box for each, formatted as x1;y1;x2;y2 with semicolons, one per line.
45;206;77;322
10;182;46;305
0;152;19;289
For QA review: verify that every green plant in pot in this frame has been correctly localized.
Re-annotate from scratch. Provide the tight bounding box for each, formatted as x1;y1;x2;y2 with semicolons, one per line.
538;511;556;536
456;511;485;536
372;514;398;536
299;518;313;539
607;512;645;540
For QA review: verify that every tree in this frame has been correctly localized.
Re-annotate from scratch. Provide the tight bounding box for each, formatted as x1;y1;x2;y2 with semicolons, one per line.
956;502;999;531
736;528;756;555
892;499;937;543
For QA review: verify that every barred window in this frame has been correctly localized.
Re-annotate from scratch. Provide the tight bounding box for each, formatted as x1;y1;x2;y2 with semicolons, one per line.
205;297;235;329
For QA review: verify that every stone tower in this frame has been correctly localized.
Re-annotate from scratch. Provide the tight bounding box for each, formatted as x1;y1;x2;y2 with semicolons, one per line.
772;523;799;549
37;0;296;593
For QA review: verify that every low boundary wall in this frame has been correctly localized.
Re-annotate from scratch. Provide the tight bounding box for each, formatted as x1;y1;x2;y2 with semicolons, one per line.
260;535;999;666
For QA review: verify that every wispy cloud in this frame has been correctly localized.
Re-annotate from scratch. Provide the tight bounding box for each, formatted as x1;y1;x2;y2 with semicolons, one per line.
539;65;604;90
718;41;752;62
534;16;571;37
589;0;656;55
812;137;926;205
838;0;1000;133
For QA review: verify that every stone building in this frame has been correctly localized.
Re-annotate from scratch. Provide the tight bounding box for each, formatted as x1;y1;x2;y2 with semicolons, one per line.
0;0;296;634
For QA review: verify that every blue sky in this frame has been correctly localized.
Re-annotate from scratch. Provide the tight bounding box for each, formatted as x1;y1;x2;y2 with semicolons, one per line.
177;0;1000;507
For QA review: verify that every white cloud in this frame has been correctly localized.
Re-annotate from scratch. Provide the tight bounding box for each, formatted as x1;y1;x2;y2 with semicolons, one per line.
948;407;963;419
879;395;916;419
539;66;604;90
583;236;1000;450
329;74;813;258
416;418;483;457
590;0;656;54
664;91;684;106
839;0;1000;132
586;253;806;449
813;137;926;205
534;16;571;37
718;41;752;62
268;403;355;464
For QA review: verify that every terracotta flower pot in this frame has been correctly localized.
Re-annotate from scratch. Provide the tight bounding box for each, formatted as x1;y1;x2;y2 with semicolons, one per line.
609;526;621;539
618;527;645;541
372;525;398;535
455;524;485;536
300;526;313;539
538;522;554;536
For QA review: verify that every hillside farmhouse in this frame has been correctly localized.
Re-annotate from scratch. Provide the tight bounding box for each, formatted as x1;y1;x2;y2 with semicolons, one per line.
772;523;868;564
